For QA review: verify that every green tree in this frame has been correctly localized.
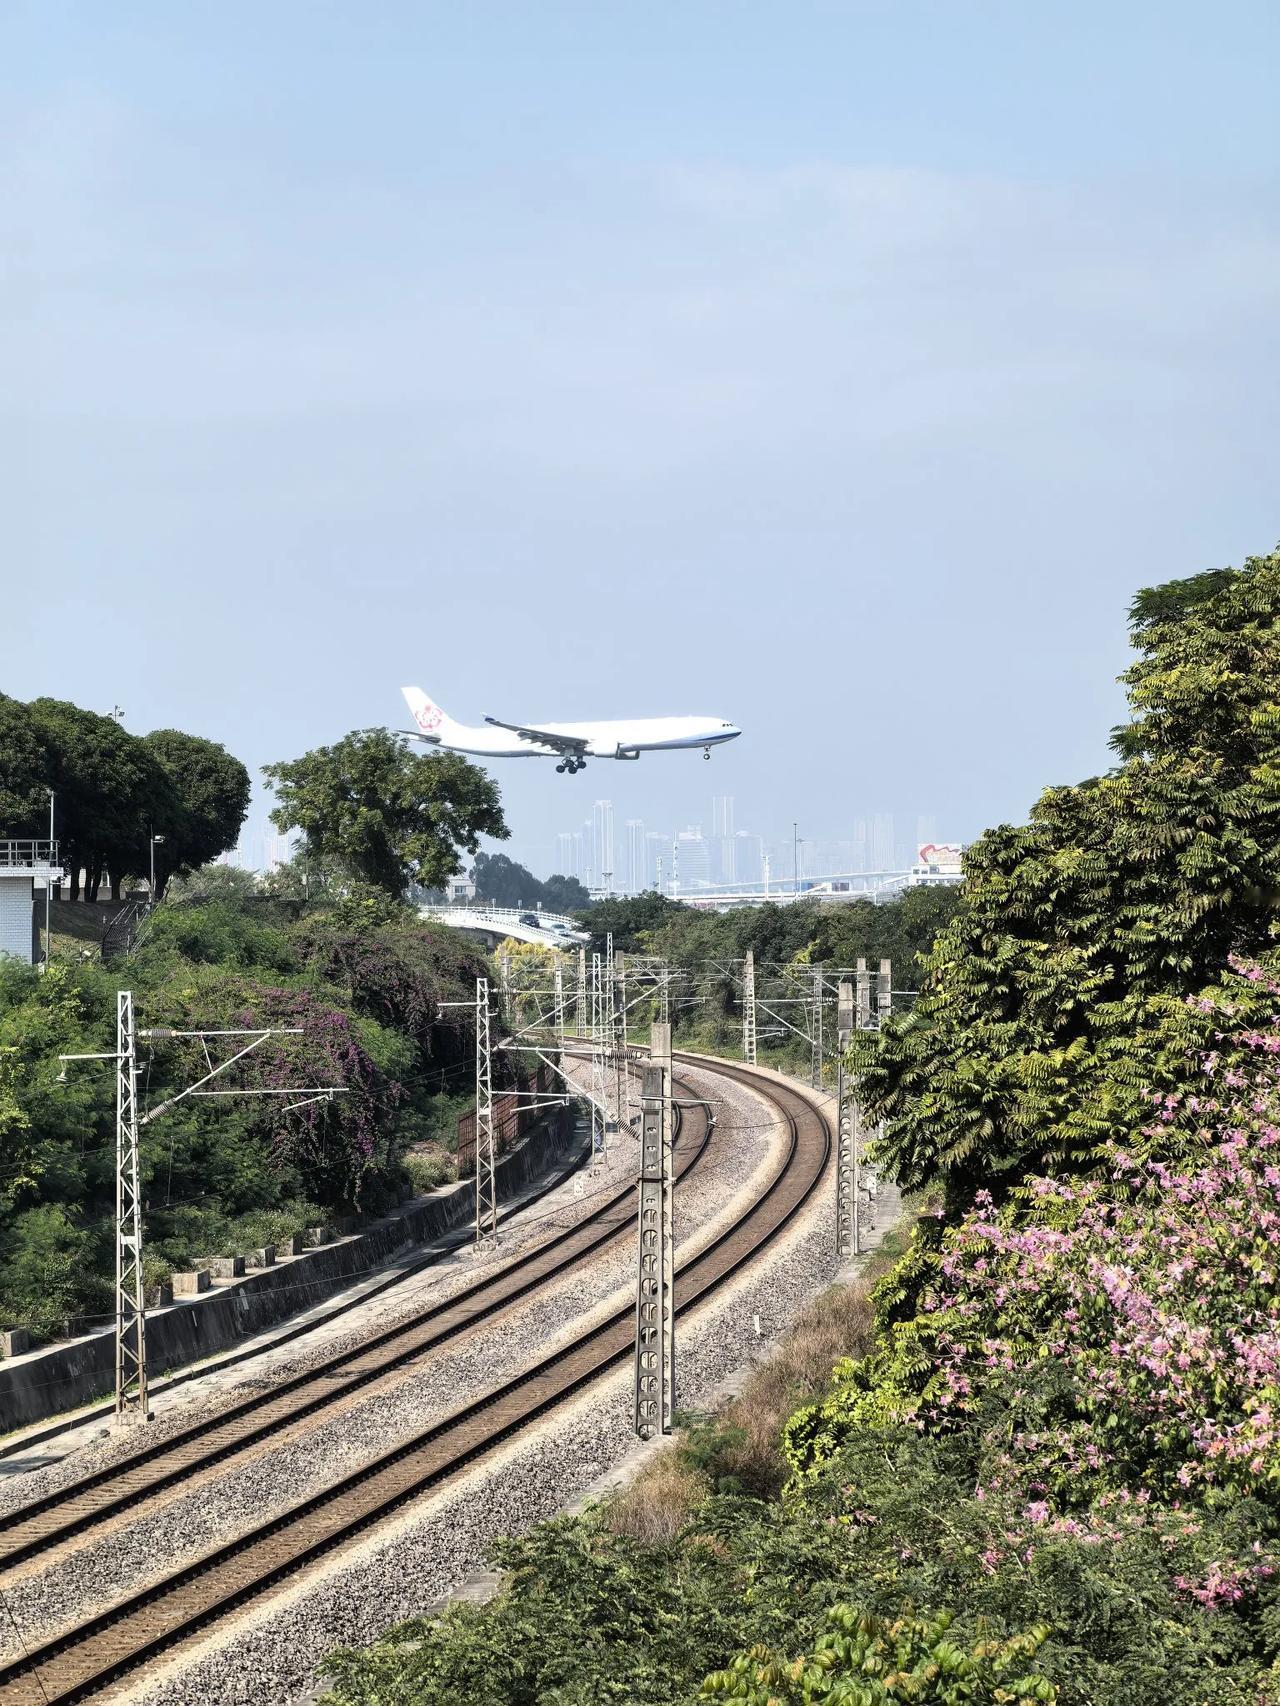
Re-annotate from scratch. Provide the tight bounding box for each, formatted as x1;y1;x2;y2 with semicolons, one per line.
143;730;250;896
28;698;176;900
472;851;543;909
540;872;591;913
263;729;507;897
864;548;1280;1204
0;695;54;836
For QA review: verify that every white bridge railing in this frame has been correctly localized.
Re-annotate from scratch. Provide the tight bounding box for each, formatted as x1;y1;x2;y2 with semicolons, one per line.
419;903;586;935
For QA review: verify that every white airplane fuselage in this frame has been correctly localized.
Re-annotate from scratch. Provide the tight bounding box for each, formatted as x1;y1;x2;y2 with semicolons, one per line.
401;689;740;770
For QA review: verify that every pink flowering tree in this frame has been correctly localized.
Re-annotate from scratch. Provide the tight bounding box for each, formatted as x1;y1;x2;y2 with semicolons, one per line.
790;962;1280;1521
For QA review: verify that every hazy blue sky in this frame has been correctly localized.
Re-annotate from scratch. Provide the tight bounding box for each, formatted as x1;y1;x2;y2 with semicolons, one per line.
5;2;1278;877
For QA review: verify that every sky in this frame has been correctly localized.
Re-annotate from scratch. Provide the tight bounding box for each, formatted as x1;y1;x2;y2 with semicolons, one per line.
4;2;1278;878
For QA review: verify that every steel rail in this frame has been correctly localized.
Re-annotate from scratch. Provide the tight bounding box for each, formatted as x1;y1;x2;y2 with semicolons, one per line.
0;1078;712;1577
0;1058;829;1706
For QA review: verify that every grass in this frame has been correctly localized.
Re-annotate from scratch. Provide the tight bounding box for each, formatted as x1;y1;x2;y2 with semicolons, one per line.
607;1209;918;1526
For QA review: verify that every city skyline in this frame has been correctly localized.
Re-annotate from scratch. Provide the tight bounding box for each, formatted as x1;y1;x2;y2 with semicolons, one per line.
545;792;951;895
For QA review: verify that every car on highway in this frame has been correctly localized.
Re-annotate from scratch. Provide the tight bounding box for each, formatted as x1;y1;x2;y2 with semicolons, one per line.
519;912;540;928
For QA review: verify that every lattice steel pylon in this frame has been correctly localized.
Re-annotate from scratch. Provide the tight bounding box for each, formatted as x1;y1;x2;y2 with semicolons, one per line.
590;951;608;1165
576;946;587;1037
474;976;498;1247
553;959;565;1055
835;979;859;1260
615;950;631;1133
115;990;148;1423
634;1022;674;1437
742;949;758;1066
810;966;824;1089
877;958;892;1022
855;956;872;1031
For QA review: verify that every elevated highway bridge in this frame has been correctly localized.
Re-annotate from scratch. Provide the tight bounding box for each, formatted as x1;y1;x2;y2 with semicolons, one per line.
418;904;590;949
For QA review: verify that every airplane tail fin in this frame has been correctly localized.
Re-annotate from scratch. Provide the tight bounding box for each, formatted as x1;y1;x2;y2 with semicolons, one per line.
401;686;454;742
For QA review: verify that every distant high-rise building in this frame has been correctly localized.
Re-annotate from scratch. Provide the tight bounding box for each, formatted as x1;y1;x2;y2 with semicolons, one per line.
915;814;938;860
592;800;616;892
624;819;646;893
645;833;668;892
871;813;895;871
851;818;869;873
675;827;711;892
711;795;735;838
554;832;577;877
734;831;763;886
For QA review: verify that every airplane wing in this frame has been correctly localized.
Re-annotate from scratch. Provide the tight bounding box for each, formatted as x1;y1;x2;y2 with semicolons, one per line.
484;716;589;756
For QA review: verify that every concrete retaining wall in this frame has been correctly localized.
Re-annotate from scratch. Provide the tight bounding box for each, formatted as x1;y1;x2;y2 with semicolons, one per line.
0;1107;577;1433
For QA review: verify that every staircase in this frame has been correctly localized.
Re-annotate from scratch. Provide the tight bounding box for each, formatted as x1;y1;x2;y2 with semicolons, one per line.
101;900;148;964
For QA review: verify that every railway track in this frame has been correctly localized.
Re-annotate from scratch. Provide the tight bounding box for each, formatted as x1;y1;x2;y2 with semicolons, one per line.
0;1055;829;1706
0;1073;711;1579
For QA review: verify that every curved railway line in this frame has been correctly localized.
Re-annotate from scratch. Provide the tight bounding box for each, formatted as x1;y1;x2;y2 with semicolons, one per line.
0;1054;830;1706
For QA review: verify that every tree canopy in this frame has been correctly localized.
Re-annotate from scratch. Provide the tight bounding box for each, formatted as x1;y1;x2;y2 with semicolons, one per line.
264;729;507;897
864;546;1280;1204
0;695;249;900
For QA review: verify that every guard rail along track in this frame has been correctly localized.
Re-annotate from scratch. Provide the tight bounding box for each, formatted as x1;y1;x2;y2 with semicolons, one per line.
0;1054;830;1706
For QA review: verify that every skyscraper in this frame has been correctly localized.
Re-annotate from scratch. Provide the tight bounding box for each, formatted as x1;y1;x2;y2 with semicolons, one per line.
645;833;668;892
734;831;763;886
675;827;711;892
624;819;646;894
871;813;895;871
554;832;577;877
592;800;616;892
711;795;735;837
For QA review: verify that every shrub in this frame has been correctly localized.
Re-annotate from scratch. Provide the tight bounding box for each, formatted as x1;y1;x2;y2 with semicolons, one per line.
700;1605;1055;1703
403;1152;456;1194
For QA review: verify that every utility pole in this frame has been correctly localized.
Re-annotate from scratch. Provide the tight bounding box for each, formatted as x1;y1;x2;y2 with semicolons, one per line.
498;950;512;1023
660;962;671;1029
59;1000;344;1423
590;951;608;1164
115;991;146;1421
835;980;859;1260
43;789;54;974
793;821;799;898
634;1022;674;1438
856;957;872;1031
576;945;587;1037
877;958;892;1024
553;958;565;1055
473;976;498;1247
616;950;631;1132
810;965;823;1089
742;948;758;1066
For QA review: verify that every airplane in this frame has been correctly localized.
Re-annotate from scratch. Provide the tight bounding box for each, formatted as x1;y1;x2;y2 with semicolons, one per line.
400;687;741;774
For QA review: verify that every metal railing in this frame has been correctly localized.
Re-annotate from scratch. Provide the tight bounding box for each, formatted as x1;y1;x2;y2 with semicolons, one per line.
0;839;60;869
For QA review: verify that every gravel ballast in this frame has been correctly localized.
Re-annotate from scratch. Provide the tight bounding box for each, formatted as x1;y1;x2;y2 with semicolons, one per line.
4;1063;898;1706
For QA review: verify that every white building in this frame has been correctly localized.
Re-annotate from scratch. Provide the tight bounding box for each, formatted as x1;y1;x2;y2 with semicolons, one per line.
0;840;62;964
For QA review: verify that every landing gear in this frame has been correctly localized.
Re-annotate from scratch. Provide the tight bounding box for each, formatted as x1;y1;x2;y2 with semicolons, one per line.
703;746;711;761
555;762;567;773
555;758;587;774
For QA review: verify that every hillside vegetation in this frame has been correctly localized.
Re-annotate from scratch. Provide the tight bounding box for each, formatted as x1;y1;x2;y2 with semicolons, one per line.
320;547;1280;1705
0;884;494;1340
